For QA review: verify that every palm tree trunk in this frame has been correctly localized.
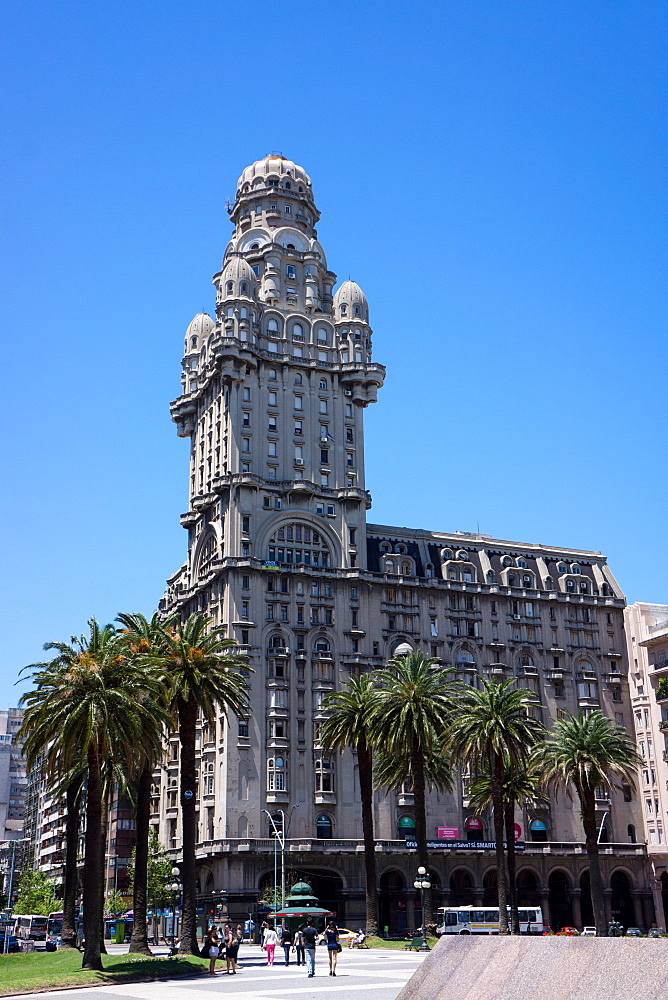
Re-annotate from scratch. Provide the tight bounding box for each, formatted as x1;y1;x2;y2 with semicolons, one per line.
504;798;519;934
357;738;378;936
129;762;152;954
492;753;509;933
580;785;607;936
98;791;109;955
411;743;433;929
178;696;199;955
82;746;104;971
61;774;83;949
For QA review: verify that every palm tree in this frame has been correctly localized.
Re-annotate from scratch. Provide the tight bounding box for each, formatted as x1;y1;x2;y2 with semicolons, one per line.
448;678;544;933
533;710;642;936
20;652;90;951
319;673;380;935
154;613;251;955
468;758;546;933
368;651;457;928
19;620;167;970
116;611;176;955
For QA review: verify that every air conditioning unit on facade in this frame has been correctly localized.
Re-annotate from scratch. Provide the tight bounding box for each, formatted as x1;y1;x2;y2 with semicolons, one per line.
294;458;304;466
513;614;522;620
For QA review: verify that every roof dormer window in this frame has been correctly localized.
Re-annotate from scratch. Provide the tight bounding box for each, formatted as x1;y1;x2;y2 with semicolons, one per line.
227;281;233;292
340;304;347;315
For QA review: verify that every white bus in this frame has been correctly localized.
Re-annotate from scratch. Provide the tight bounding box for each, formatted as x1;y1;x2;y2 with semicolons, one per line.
437;905;543;935
15;914;49;942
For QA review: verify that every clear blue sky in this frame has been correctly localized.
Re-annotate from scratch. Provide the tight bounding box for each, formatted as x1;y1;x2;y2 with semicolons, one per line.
1;1;666;696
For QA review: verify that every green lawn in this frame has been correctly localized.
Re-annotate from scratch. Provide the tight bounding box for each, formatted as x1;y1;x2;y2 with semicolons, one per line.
0;949;207;995
365;935;439;950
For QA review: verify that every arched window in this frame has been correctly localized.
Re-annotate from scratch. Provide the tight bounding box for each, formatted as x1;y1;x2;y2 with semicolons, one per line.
340;304;347;315
517;558;528;568
250;242;259;250
441;549;453;561
557;563;567;574
354;306;360;316
316;814;332;839
465;817;484;842
227;281;233;292
571;565;582;575
314;638;330;653
487;570;495;583
319;378;327;389
530;819;548;842
270;634;284;648
456;649;476;666
425;563;434;578
267;522;331;567
268;318;279;334
520;654;535;670
241;282;247;293
294;372;302;384
191;336;198;348
267;759;286;792
397;816;416;838
285;182;291;190
293;322;303;338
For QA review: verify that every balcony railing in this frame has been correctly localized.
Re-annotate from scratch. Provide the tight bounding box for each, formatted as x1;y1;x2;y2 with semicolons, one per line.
187;838;647;858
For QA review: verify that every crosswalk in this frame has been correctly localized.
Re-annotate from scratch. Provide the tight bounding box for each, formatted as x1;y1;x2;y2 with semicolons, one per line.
25;948;426;1000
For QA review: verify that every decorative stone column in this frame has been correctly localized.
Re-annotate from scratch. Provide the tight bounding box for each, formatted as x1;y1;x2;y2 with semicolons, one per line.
405;889;416;932
473;887;484;907
603;887;613;927
538;887;550;927
631;889;644;931
569;887;582;929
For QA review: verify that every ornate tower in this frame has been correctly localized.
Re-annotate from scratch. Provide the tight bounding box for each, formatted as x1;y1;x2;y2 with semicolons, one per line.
163;155;384;851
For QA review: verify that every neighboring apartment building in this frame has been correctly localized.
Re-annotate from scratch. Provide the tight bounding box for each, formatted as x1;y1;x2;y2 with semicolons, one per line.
0;708;27;841
625;602;668;927
156;154;651;932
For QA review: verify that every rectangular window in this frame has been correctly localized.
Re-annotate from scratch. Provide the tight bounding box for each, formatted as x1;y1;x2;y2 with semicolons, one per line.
294;395;303;410
295;445;303;460
242;437;251;452
320;449;329;464
241;601;249;618
268;417;277;431
297;606;304;623
345;403;353;417
327;504;335;515
242;576;249;589
321;473;329;486
268;391;277;406
319;399;328;414
266;604;274;620
430;617;438;637
268;442;277;457
239;720;249;738
294;420;302;435
242;515;250;532
286;264;295;277
243;387;251;401
351;586;358;599
242;411;251;426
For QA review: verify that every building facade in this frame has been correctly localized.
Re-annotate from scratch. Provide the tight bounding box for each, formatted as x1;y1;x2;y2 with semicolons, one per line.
158;154;652;932
0;708;27;842
624;602;668;926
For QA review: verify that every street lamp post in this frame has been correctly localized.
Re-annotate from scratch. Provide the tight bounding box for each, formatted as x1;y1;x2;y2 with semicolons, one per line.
413;866;432;952
165;866;181;951
262;805;299;911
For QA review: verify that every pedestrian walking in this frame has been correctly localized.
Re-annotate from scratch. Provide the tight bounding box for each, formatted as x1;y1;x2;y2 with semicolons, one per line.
263;921;278;965
302;917;318;977
294;924;305;966
232;924;243;970
281;924;293;965
325;920;340;976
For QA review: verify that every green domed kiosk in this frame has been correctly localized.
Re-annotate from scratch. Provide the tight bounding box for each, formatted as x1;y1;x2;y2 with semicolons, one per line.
273;880;334;932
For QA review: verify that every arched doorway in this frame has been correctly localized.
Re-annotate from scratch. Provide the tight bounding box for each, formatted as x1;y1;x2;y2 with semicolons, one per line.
379;869;407;935
465;817;484;842
516;869;539;907
295;868;345;925
610;871;634;930
483;869;497;906
548;871;572;931
450;869;475;906
529;819;548;842
580;870;594;928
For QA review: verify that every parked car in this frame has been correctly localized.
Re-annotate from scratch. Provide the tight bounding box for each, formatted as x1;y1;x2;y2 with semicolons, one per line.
625;927;641;937
555;927;580;936
317;927;356;945
647;928;665;938
581;927;597;936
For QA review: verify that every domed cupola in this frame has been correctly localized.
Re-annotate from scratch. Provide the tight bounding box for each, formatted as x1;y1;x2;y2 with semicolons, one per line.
237;154;313;197
333;280;369;324
184;312;214;354
220;256;257;301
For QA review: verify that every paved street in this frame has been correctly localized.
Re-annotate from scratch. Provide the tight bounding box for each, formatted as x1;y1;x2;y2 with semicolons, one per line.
23;947;426;1000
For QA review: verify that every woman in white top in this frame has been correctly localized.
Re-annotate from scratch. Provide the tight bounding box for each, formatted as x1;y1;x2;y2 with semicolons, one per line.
263;922;279;966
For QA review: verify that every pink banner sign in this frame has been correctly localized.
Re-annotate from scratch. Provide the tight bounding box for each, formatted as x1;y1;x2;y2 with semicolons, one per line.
438;826;459;840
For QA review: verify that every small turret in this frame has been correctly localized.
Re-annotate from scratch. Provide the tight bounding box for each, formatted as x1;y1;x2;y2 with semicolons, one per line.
333;280;369;323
